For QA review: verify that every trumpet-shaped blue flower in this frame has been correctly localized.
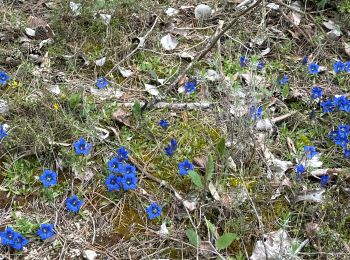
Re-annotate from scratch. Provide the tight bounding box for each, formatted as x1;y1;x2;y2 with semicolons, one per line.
334;95;350;112
333;61;345;74
73;138;91;155
39;170;58;188
279;74;288;85
37;223;55;240
117;146;129;162
0;227;16;246
257;60;264;70
240;56;248;67
304;146;318;159
164;138;177;157
301;55;308;65
320;175;329;187
124;163;136;175
96;77;108;89
308;63;319;75
146;202;162;220
11;233;28;250
0;124;8;140
108;158;124;173
184;81;196;94
122;173;137;190
105;174;123;191
345;61;350;73
321;99;335;113
311;86;323;99
66;195;83;213
178;159;194;176
0;71;10;86
159;119;170;130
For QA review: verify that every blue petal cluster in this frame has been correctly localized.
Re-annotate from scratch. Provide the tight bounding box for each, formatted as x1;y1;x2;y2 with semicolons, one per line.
184;81;196;94
159;119;170;130
0;227;28;251
311;86;323;99
66;195;84;213
39;170;58;188
96;77;109;89
240;56;248;67
279;74;288;85
37;224;55;241
146;202;162;220
250;106;263;120
328;124;350;156
0;124;8;140
321;95;350;113
308;63;319;75
304;146;318;159
320;175;329;187
178;159;194;175
0;71;10;86
164;138;177;157
73;137;92;155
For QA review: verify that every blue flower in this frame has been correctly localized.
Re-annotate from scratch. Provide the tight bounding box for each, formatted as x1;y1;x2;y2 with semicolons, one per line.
117;146;129;162
66;195;83;213
320;175;329;187
308;63;319;75
37;223;55;241
279;75;288;85
0;124;8;140
178;159;194;176
0;71;10;86
159;119;170;130
122;173;137;190
311;86;323;99
184;81;196;94
124;163;136;175
257;60;264;70
345;61;350;73
73;138;91;155
338;124;350;136
250;106;263;120
146;202;162;220
164;138;177;157
240;56;248;67
96;77;108;89
11;233;28;250
333;61;345;74
304;146;318;159
0;227;16;246
108;157;124;173
296;164;305;174
39;170;58;188
334;136;348;148
321;99;335;113
301;56;308;65
105;174;122;192
344;148;350;158
334;95;350;112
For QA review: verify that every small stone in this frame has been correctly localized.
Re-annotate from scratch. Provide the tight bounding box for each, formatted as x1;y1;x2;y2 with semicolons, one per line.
83;250;97;260
0;99;9;114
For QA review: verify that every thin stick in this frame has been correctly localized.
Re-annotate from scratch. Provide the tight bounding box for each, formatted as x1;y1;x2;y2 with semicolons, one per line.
143;0;263;111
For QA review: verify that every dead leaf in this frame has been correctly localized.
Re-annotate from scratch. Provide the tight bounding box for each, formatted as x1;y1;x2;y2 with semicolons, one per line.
111;108;131;127
95;57;106;66
118;67;134;78
250;229;292;260
290;1;302;26
145;83;160;96
70;1;81;16
0;99;9;115
344;42;350;57
165;7;178;17
295;189;325;203
208;182;221;201
100;14;111;25
205;69;221;82
160;34;178;50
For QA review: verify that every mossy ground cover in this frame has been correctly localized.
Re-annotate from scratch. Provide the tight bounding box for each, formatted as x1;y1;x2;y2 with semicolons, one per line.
1;0;350;259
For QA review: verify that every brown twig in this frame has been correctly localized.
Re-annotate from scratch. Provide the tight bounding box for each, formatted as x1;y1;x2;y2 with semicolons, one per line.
143;0;263;111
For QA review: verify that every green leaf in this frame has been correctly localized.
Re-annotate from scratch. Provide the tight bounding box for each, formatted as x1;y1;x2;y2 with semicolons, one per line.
205;154;214;182
216;233;238;250
185;229;201;247
132;100;142;121
216;138;226;157
281;84;289;98
69;93;81;109
205;218;216;237
188;170;203;189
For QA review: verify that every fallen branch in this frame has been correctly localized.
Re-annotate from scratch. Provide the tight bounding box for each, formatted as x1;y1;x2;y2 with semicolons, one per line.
143;0;263;111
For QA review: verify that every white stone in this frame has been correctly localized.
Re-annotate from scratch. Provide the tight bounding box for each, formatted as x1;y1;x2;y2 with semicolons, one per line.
83;250;97;260
194;4;212;21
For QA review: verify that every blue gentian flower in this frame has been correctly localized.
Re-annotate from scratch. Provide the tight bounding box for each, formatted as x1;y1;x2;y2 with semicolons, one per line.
0;124;8;140
164;138;177;157
122;173;137;190
159;119;170;130
39;170;58;188
334;137;348;148
321;100;336;113
11;233;28;251
37;224;55;241
66;195;83;213
320;175;329;187
338;124;350;136
308;63;319;75
105;174;122;192
296;164;305;174
108;157;124;173
146;202;162;220
178;159;194;176
73;138;92;155
250;106;263;120
334;95;350;112
116;146;129;162
0;71;10;86
301;56;308;65
240;56;248;67
96;77;108;89
257;60;264;70
0;227;16;246
124;163;136;175
311;86;323;99
304;146;318;159
328;130;339;140
333;61;345;74
345;61;350;73
344;148;350;158
184;81;196;94
279;75;288;85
